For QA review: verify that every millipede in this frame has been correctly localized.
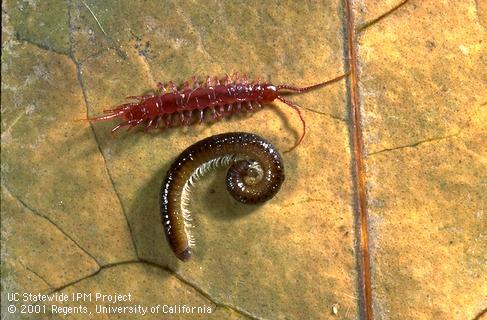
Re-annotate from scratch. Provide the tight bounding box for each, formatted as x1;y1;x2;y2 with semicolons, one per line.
88;72;348;152
160;132;285;261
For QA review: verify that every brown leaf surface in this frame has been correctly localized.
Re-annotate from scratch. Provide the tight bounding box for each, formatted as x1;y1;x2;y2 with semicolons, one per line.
1;0;485;319
356;0;487;319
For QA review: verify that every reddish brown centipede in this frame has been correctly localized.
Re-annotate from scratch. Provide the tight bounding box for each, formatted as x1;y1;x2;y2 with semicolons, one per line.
160;132;284;261
88;72;348;152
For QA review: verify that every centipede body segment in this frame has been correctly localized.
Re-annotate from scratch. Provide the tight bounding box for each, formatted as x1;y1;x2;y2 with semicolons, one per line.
88;73;348;152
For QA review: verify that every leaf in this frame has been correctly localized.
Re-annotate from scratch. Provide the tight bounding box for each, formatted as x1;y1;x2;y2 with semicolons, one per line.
1;0;485;319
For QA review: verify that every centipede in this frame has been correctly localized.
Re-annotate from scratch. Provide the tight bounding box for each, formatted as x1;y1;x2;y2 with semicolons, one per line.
88;72;348;152
160;132;285;261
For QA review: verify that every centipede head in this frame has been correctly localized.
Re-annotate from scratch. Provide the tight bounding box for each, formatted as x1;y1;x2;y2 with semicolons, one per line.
259;84;305;152
261;84;279;102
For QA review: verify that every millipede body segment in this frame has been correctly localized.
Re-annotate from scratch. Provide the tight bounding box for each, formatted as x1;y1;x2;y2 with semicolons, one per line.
160;132;285;261
88;73;348;152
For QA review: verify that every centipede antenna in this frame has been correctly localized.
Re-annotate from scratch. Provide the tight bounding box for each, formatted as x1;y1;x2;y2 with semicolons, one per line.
277;71;350;93
276;96;306;153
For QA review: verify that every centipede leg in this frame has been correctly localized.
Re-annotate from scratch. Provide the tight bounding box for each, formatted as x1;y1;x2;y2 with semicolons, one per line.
169;81;178;92
178;111;185;125
184;81;191;90
192;76;200;89
165;114;172;128
110;118;138;133
224;74;231;85
157;82;167;94
246;101;254;111
145;118;155;132
197;110;204;123
126;95;152;101
276;72;349;93
155;116;162;129
184;111;192;126
210;107;219;120
111;122;128;134
126;119;143;131
276;96;306;152
218;105;225;116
